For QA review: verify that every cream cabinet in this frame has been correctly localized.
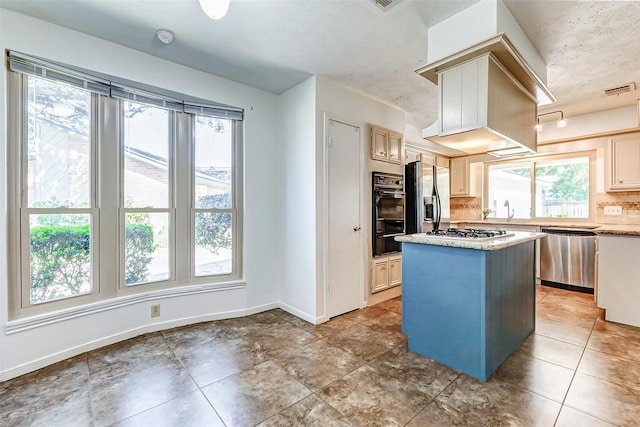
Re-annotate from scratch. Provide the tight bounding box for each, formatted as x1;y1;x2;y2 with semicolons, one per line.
607;135;640;191
370;125;402;164
404;147;422;164
597;234;640;327
450;157;470;196
404;143;449;167
371;255;402;293
450;157;480;197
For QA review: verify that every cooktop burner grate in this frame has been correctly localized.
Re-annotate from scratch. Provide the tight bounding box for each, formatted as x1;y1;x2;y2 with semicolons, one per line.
425;228;514;241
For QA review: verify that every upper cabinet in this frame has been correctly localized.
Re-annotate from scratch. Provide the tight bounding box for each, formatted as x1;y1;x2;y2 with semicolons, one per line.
370;125;402;164
607;134;640;191
404;142;449;167
450;156;480;197
450;157;470;197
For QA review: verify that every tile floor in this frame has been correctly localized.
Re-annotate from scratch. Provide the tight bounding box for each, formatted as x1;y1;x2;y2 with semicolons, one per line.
2;285;640;426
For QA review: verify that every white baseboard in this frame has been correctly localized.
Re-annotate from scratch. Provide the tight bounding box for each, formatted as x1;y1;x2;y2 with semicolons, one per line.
278;302;328;325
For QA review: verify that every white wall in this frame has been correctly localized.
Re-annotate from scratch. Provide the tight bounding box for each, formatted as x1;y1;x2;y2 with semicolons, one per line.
0;10;281;380
537;105;639;143
277;77;318;322
315;77;405;314
275;76;407;322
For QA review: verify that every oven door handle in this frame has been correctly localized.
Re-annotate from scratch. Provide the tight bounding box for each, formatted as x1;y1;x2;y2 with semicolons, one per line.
376;232;406;239
375;189;405;198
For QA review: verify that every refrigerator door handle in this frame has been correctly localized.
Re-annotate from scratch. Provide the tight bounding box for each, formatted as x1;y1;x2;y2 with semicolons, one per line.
432;165;442;231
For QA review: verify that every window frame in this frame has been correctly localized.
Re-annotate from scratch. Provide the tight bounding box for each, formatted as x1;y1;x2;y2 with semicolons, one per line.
190;115;242;282
483;150;596;222
118;100;177;289
9;73;102;315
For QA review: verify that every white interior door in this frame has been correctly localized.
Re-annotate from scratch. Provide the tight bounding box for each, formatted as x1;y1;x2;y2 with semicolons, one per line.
327;119;362;318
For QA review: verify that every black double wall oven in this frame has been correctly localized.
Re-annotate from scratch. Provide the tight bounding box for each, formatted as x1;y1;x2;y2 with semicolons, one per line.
372;172;405;256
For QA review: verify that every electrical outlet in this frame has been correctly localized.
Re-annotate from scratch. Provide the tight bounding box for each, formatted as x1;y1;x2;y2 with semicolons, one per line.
150;304;160;317
604;205;623;216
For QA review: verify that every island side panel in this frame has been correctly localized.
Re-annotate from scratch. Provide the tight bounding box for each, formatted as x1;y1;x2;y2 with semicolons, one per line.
485;241;536;377
401;242;486;379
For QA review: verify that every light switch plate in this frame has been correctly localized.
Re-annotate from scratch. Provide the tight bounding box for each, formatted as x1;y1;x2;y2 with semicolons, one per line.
604;205;623;215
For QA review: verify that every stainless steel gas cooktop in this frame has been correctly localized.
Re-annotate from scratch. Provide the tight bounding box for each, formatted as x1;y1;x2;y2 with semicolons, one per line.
425;228;514;241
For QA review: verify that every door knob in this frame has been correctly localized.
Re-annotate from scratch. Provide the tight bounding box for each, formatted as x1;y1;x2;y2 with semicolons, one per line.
353;225;361;231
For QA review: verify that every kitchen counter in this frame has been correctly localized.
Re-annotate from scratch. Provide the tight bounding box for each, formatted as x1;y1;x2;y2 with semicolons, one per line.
400;232;542;381
594;224;640;236
395;231;545;251
450;219;600;229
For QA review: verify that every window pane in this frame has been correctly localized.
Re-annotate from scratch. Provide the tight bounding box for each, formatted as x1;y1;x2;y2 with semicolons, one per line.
123;102;169;208
125;212;170;285
194;116;232;209
29;214;92;304
535;157;589;218
487;162;531;219
27;76;91;208
194;212;232;276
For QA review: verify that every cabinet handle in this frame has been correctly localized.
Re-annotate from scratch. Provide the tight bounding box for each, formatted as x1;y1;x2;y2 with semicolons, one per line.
353;225;361;231
618;179;624;183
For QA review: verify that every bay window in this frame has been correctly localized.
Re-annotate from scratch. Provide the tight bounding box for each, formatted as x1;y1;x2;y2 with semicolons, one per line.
6;51;243;319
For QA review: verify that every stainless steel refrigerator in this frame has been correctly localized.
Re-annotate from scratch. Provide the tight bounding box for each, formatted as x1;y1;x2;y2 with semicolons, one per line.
405;161;450;233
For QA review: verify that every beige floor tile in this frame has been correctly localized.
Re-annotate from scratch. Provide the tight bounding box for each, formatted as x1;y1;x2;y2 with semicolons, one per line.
517;333;584;369
201;360;311;426
565;372;640;426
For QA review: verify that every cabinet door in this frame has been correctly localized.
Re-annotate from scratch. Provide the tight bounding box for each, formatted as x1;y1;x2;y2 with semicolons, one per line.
372;260;389;293
609;136;640;190
404;149;420;164
371;127;388;161
388;257;402;287
388;132;402;164
450;157;470;196
435;155;450;169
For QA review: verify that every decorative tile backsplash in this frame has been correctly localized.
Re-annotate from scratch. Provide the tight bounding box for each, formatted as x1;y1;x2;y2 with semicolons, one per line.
450;192;640;225
596;192;640;225
450;197;483;221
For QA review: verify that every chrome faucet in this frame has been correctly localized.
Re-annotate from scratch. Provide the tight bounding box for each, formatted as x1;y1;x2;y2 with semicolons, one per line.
504;200;515;221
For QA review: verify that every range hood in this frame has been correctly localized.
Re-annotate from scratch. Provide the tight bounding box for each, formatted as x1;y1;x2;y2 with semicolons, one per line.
417;0;555;157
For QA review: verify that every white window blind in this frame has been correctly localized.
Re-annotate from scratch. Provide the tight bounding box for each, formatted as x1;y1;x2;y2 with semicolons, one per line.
7;50;244;120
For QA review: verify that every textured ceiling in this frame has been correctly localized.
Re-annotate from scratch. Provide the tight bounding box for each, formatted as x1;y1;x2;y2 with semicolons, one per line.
2;0;640;132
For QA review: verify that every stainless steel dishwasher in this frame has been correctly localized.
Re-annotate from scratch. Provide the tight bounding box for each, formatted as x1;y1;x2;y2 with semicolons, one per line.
540;227;597;293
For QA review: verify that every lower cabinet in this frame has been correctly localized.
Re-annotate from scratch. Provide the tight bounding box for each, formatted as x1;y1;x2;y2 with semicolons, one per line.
597;234;640;327
372;255;402;293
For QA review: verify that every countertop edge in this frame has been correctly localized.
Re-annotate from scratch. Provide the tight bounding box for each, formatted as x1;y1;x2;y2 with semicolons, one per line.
594;227;640;236
395;231;546;251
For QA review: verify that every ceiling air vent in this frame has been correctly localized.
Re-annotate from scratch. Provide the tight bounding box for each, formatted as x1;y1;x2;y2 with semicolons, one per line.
603;82;636;96
371;0;400;11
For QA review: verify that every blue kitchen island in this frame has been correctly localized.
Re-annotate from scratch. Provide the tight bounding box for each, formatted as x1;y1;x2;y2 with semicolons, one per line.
395;231;545;382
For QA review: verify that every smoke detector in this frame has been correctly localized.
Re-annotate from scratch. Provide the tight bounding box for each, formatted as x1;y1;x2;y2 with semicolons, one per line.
603;82;636;97
156;30;174;45
370;0;401;11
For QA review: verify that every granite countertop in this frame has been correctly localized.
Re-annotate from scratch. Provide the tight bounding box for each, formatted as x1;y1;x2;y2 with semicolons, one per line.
450;220;601;229
594;225;640;236
395;231;546;251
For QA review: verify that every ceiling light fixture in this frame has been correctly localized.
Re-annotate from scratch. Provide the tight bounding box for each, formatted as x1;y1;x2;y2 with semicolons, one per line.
537;110;567;131
199;0;231;20
156;29;174;44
